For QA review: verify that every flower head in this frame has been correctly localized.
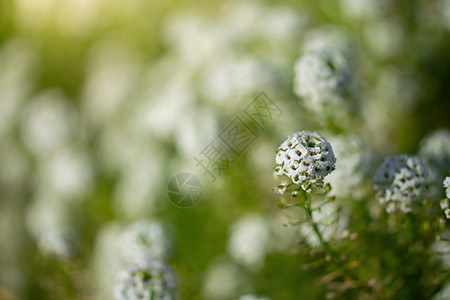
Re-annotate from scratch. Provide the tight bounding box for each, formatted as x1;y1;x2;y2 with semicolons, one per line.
275;131;336;191
374;155;429;213
113;259;177;300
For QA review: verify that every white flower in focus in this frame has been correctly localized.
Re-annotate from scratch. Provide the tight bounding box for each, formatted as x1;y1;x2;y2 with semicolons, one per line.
275;131;336;191
113;259;177;300
299;202;348;247
325;137;371;199
227;214;271;271
374;155;429;214
293;49;351;105
119;220;172;264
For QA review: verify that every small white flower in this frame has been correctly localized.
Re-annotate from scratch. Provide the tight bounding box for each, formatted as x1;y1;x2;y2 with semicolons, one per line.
119;220;172;264
113;259;177;300
374;155;429;214
293;49;351;105
275;131;336;191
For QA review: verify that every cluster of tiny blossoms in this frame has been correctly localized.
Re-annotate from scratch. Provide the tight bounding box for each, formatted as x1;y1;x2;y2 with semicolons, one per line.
113;259;177;300
441;176;450;219
374;155;429;214
275;131;336;192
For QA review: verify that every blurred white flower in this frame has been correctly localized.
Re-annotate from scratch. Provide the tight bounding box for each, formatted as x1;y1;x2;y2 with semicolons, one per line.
163;12;237;70
419;129;450;173
25;192;76;257
299;202;348;247
362;68;419;149
302;26;354;58
227;214;272;271
202;257;251;300
38;227;76;258
21;89;78;157
25;193;69;241
113;146;165;219
34;146;93;201
363;18;403;59
374;155;429;214
420;129;450;198
81;41;142;128
113;259;177;300
325;136;371;199
275;131;336;191
293;49;352;113
119;220;172;264
340;0;386;20
199;56;280;112
131;70;195;139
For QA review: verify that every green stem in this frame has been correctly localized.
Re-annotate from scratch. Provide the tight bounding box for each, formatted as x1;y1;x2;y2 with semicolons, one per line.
300;188;352;276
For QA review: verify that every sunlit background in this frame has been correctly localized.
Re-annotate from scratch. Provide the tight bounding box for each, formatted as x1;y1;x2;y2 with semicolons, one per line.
1;0;450;299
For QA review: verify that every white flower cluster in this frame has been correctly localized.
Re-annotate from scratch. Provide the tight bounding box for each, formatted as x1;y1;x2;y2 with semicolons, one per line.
293;49;351;106
374;155;429;213
441;176;450;219
275;131;336;191
119;220;172;264
113;259;177;300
